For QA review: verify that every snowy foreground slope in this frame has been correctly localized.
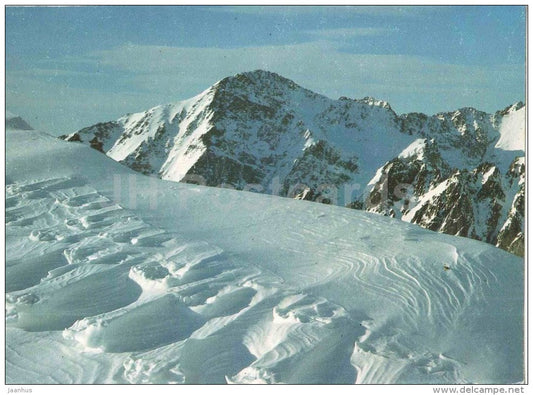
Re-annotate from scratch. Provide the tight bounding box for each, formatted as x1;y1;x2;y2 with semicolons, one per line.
6;127;524;384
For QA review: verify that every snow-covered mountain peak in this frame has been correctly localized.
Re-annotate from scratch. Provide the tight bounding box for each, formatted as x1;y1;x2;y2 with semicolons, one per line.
222;69;298;88
211;69;327;111
60;71;525;256
5;111;33;130
498;101;525;116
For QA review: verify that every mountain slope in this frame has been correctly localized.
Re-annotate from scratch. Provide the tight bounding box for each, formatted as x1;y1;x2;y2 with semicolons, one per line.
360;103;525;256
7;125;524;384
60;70;413;199
60;71;525;255
6;111;33;130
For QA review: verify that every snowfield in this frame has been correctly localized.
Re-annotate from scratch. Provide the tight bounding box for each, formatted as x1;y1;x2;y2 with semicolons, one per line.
495;104;525;152
5;127;524;384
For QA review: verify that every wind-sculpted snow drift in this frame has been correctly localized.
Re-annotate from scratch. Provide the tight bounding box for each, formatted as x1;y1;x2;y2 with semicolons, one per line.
60;70;525;256
6;123;524;384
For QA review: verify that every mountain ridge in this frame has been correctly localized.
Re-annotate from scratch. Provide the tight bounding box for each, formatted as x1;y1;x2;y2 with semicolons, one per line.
59;70;525;255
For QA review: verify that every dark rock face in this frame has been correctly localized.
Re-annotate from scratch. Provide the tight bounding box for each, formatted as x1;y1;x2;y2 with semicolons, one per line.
187;150;265;188
496;158;525;256
58;70;525;256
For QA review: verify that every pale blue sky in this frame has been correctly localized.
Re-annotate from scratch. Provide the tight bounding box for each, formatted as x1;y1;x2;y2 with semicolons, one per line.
6;5;526;135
